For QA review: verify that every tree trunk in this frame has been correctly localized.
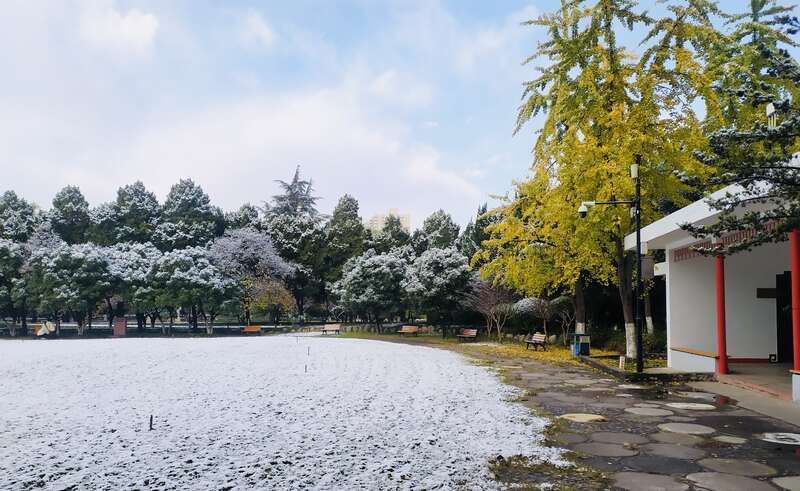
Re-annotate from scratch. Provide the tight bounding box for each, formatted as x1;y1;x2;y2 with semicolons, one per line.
191;305;198;331
615;238;636;359
105;297;114;328
21;298;27;335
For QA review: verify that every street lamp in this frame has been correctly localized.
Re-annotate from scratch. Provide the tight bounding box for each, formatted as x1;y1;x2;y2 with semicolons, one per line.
578;154;645;373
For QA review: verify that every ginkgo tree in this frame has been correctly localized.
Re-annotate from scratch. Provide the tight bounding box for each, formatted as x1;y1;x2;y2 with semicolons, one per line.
483;0;715;358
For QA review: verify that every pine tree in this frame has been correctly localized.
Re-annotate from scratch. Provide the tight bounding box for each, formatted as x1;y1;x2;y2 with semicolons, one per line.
50;186;90;244
0;191;39;242
685;43;800;251
115;181;160;243
411;210;460;254
269;166;320;218
323;195;366;285
372;215;411;253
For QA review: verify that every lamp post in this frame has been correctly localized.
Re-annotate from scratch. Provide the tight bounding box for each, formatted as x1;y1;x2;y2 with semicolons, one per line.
579;154;644;373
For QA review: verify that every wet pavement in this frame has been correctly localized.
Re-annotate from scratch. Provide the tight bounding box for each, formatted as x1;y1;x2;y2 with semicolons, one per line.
491;356;800;490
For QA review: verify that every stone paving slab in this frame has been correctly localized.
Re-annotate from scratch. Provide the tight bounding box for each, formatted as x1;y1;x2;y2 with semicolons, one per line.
590;431;649;445
773;476;800;490
649;432;704;446
573;442;639;457
698;458;777;477
687;472;777;491
641;443;706;460
613;472;689;491
429;343;800;489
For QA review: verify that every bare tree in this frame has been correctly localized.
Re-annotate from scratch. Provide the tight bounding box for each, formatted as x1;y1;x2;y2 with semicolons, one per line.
466;278;515;342
516;296;571;339
557;305;576;346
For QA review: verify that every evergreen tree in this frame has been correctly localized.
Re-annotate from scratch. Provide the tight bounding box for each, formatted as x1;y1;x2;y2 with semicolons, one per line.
685;42;800;251
323;195;366;284
269;166;320;218
457;203;496;264
263;167;324;318
153;179;218;250
115;181;160;243
411;209;460;253
0;191;39;242
225;203;260;229
372;215;411;253
51;186;90;244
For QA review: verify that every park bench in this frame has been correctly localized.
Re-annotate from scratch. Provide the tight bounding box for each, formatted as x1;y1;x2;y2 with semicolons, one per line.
242;325;262;335
524;333;548;351
397;325;419;336
456;328;478;342
321;324;341;335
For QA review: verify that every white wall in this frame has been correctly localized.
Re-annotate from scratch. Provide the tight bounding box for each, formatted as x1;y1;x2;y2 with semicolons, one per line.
666;241;789;369
670;350;716;372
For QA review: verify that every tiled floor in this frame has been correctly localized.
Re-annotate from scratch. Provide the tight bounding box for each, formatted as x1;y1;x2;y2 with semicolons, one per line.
719;362;793;400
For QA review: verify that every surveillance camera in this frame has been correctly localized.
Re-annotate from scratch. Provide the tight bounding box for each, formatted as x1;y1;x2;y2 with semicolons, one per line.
578;203;588;219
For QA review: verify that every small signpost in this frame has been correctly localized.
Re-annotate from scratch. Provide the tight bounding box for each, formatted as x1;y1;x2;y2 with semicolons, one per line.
619;355;626;370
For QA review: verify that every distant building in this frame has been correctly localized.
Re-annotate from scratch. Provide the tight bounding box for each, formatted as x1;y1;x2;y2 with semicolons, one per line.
366;208;411;234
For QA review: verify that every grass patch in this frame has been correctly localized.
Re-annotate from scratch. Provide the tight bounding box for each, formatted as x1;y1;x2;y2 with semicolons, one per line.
340;331;459;345
340;331;621;368
591;355;667;372
488;455;610;491
461;342;618;367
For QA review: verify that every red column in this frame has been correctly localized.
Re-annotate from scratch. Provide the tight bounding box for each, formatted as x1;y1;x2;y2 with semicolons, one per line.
715;254;728;374
791;230;800;371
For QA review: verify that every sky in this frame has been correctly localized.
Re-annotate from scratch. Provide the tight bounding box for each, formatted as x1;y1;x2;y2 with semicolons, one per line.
0;0;761;227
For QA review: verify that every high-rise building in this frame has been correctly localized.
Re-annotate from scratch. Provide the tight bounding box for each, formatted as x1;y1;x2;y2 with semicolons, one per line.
366;208;411;234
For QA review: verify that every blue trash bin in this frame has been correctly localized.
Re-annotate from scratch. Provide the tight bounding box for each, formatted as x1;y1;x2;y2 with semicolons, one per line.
572;334;590;356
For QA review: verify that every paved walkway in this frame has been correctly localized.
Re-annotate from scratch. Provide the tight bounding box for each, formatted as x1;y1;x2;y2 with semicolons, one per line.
476;352;800;490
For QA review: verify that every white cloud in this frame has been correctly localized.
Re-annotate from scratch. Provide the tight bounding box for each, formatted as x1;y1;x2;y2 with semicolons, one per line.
79;2;158;56
240;10;276;49
455;5;539;73
0;1;535;226
108;83;480;223
366;68;433;108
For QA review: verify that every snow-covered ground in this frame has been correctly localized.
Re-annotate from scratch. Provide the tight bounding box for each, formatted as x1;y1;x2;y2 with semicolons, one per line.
0;335;563;490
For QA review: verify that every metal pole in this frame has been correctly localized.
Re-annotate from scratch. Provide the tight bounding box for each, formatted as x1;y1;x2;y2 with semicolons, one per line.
635;154;644;373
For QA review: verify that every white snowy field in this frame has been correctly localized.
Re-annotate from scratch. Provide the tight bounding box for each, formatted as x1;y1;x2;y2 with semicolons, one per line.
0;335;563;490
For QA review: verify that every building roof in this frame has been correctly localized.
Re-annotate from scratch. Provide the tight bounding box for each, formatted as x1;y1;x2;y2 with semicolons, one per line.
623;185;742;251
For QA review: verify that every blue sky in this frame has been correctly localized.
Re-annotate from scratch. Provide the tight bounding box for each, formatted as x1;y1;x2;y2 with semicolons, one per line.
0;0;766;227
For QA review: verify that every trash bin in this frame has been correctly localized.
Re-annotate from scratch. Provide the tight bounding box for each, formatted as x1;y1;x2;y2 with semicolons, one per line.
572;334;590;356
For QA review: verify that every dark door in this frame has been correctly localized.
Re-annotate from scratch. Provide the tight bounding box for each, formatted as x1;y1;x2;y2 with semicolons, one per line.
776;271;794;363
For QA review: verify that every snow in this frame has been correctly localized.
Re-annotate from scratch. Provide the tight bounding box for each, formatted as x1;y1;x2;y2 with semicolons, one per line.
0;336;563;490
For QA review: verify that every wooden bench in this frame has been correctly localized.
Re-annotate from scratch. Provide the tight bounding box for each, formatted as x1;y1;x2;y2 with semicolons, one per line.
524;333;547;351
242;325;262;335
397;325;419;336
457;328;478;342
321;324;341;335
